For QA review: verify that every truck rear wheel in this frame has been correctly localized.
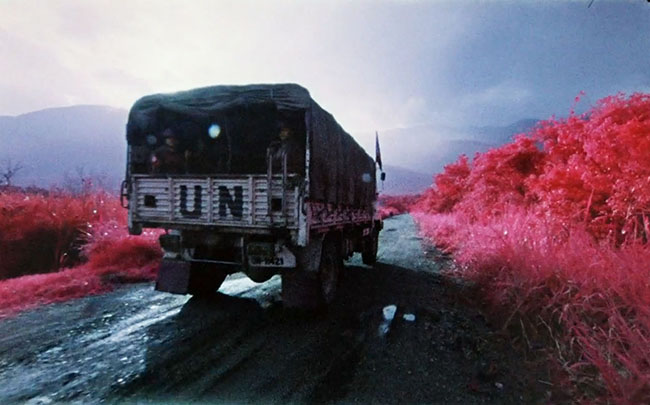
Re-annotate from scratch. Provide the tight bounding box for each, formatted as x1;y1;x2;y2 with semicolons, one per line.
282;234;343;308
319;235;342;304
362;232;379;265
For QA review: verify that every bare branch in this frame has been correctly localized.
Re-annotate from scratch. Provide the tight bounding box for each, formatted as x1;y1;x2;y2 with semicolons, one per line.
1;159;24;186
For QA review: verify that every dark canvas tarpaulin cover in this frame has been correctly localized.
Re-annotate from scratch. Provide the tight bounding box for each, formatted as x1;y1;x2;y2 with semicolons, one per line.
126;84;311;142
307;99;376;207
126;83;376;208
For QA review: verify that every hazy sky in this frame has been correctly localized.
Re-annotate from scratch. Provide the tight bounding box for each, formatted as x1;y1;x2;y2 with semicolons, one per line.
1;0;649;136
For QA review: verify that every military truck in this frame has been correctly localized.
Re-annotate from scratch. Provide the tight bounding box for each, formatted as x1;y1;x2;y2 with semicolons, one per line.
122;84;382;307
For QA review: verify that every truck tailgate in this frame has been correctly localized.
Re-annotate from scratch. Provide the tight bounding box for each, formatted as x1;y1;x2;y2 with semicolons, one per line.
130;175;299;229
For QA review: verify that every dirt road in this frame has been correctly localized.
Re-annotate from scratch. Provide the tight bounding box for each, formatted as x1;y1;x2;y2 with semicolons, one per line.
0;215;542;404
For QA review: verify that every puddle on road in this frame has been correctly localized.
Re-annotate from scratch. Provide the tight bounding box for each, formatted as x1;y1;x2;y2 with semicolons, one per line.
83;274;281;349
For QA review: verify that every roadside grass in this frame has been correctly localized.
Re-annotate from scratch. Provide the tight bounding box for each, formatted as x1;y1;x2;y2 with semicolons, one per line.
0;190;161;318
413;92;650;403
414;211;650;402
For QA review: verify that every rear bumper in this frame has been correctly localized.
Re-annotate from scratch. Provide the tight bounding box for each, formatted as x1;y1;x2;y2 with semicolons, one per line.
158;230;298;270
132;220;297;236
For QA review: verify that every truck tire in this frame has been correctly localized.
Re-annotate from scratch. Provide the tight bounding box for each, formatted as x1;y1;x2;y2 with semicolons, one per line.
282;234;343;308
319;235;342;304
245;267;275;283
187;262;227;296
362;232;378;265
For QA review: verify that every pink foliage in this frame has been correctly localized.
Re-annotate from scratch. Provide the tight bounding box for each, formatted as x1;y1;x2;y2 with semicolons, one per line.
377;194;420;219
0;190;123;278
413;93;650;403
415;155;471;213
0;190;161;318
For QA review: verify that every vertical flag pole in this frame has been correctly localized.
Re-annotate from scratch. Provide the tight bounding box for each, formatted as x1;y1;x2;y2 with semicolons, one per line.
375;131;385;192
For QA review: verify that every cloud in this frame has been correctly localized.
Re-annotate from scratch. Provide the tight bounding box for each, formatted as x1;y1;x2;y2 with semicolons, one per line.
462;81;532;108
0;0;472;131
1;0;649;135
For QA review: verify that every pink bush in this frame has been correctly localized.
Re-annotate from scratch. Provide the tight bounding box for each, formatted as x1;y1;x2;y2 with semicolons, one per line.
378;194;420;219
413;93;650;403
0;190;124;278
0;190;161;318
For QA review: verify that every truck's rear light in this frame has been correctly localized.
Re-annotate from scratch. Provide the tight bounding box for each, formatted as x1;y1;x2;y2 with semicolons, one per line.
159;234;181;253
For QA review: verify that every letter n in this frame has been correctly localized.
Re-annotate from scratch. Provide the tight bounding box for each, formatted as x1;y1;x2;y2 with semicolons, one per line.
218;186;243;218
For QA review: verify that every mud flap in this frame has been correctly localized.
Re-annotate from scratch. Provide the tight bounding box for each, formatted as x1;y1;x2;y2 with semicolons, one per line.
281;234;331;309
155;259;191;294
294;234;324;273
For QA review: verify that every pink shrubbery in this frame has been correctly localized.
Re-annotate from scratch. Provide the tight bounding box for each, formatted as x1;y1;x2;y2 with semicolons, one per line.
377;194;420;219
0;189;161;318
413;93;650;403
0;190;107;279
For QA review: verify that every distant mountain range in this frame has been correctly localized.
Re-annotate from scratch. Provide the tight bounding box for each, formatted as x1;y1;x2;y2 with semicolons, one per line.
371;118;539;177
379;165;432;195
471;119;540;145
0;105;538;195
0;105;128;190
